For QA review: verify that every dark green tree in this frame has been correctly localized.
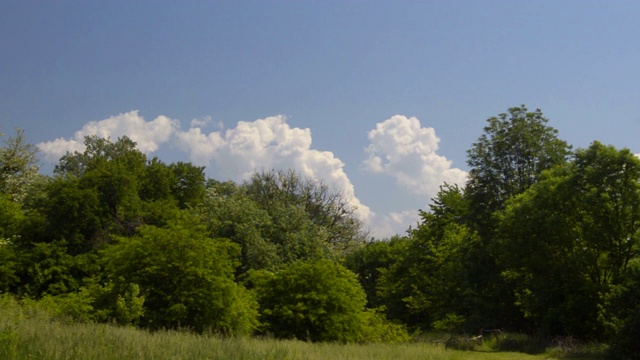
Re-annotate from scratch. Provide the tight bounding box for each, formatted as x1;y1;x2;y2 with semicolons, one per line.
466;105;571;236
461;105;572;331
169;161;206;209
140;157;176;203
37;178;107;254
345;235;410;310
54;136;147;236
498;142;640;338
200;171;367;275
375;185;482;330
606;259;640;359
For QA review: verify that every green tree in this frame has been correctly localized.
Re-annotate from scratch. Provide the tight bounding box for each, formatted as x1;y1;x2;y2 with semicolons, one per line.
139;157;176;203
13;240;95;297
0;196;20;292
54;136;148;237
200;171;366;275
169;162;206;208
36;178;107;254
345;235;410;310
244;169;366;257
254;259;368;342
606;259;640;359
461;106;571;331
101;218;258;334
0;128;40;204
498;142;640;338
466;105;571;235
55;135;145;178
375;185;483;330
197;181;280;274
140;159;206;209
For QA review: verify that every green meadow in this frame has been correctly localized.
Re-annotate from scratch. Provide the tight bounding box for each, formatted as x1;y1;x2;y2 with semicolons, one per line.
1;298;604;360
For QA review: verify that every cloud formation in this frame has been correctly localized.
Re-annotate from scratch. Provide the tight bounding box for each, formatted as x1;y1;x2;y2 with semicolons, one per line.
38;112;375;233
362;115;467;197
36;111;466;239
37;111;179;162
175;115;374;226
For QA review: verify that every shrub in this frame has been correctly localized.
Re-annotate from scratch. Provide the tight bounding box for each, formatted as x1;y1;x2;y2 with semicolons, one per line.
256;259;368;342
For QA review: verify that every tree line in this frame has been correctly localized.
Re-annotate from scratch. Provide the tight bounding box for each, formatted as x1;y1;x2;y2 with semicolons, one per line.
1;106;639;357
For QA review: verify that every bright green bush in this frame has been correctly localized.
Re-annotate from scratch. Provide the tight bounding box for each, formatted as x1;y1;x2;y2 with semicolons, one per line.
101;221;259;334
255;259;401;343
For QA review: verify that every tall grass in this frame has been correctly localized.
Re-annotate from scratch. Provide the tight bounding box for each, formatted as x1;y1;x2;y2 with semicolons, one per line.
0;295;598;360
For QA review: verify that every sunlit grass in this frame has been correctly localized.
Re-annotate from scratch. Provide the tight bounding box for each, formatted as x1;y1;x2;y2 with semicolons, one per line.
0;295;603;360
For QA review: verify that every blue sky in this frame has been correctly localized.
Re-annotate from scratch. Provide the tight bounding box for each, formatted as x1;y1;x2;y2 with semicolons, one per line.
2;1;639;238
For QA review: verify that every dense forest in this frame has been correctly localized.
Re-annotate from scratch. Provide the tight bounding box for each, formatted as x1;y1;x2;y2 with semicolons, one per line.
1;106;639;358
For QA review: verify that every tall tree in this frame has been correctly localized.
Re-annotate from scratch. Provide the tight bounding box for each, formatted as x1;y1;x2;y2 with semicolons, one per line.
345;235;410;310
459;106;572;331
466;105;571;236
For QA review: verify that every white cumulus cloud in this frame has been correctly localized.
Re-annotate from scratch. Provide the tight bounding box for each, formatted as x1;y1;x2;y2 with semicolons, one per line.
37;110;179;162
362;115;467;198
36;111;468;239
175;115;374;226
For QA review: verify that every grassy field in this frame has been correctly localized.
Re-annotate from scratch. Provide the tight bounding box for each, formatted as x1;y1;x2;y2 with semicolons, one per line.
0;297;604;360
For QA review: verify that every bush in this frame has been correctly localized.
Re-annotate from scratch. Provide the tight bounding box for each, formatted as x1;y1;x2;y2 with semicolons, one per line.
256;259;368;342
358;308;410;343
102;222;259;334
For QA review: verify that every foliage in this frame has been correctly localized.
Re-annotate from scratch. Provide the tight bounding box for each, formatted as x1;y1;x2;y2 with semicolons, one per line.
1;116;639;352
101;220;259;334
0;245;18;293
345;235;410;310
0;193;24;291
200;171;367;275
13;241;95;298
460;106;572;332
374;185;484;331
55;135;146;178
0;128;40;204
466;105;571;227
498;142;640;338
244;169;366;257
169;161;206;208
255;259;368;342
358;307;410;343
198;182;280;273
606;259;640;359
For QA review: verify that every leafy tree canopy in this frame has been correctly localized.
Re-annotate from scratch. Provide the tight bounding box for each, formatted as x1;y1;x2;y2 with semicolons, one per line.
466;105;571;235
102;218;258;334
